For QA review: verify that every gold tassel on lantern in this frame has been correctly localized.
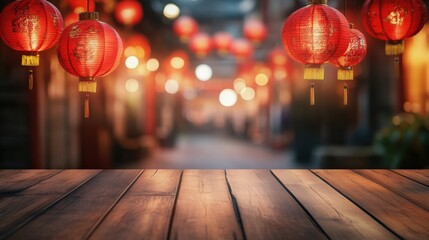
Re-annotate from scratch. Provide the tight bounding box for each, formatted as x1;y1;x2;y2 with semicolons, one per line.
385;40;404;55
343;83;348;106
79;78;97;119
337;66;353;80
310;82;315;106
304;64;324;80
21;53;40;67
28;69;34;90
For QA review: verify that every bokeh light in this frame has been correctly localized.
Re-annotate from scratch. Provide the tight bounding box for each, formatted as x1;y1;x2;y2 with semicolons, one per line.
233;78;246;94
219;89;237;107
125;56;139;69
170;56;185;69
163;3;180;19
255;73;269;86
240;87;255;101
195;64;213;81
146;58;160;72
125;78;139;93
165;79;179;94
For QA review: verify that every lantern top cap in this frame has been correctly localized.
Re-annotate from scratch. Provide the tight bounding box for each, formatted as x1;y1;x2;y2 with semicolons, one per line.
79;12;99;21
307;0;327;4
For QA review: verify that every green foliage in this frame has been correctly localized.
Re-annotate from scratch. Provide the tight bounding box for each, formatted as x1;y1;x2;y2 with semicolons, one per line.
374;113;429;168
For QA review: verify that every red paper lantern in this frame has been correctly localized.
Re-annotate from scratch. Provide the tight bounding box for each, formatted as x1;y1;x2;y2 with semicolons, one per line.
125;34;151;60
212;32;233;56
230;38;253;61
0;0;63;89
282;0;350;105
57;12;123;118
243;19;268;44
173;16;199;43
114;0;143;26
268;47;289;79
189;33;212;58
330;25;367;105
361;0;427;55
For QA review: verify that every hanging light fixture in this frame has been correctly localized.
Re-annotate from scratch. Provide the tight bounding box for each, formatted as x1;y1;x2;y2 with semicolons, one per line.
189;33;212;58
0;0;64;90
243;19;268;45
57;5;123;118
282;0;351;105
114;0;143;27
230;38;253;61
330;24;367;105
173;16;199;43
212;32;233;56
361;0;427;56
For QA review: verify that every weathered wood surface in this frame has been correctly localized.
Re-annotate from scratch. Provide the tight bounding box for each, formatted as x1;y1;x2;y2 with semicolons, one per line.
0;169;427;240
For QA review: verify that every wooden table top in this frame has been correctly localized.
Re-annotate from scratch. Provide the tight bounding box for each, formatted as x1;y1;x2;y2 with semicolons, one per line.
0;169;428;240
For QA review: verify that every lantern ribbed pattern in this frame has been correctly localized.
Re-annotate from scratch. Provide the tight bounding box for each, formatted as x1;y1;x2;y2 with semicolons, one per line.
243;19;268;44
114;0;143;26
281;1;351;80
57;12;123;84
173;16;198;43
330;27;367;81
189;33;212;58
361;0;427;55
213;32;233;55
0;0;63;66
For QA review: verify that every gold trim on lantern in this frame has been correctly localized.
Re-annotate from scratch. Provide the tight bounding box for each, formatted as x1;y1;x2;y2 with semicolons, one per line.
385;40;404;55
338;67;354;80
308;0;327;4
79;12;99;21
22;54;40;66
304;64;324;80
79;80;97;93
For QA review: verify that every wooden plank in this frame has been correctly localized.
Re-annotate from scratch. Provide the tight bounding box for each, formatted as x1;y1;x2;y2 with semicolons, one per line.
170;170;244;240
314;170;429;240
226;170;327;240
272;170;397;240
0;170;61;193
89;169;182;240
8;170;141;240
355;170;429;211
393;170;429;186
0;170;99;238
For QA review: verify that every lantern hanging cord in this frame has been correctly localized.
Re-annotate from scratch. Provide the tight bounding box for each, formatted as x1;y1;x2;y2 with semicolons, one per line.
87;0;90;12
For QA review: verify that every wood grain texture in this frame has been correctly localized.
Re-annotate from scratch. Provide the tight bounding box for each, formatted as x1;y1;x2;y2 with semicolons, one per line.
0;170;99;238
8;170;141;240
170;170;244;240
314;170;429;240
272;170;397;240
0;170;61;193
393;170;429;186
90;169;182;240
226;170;327;240
355;170;429;211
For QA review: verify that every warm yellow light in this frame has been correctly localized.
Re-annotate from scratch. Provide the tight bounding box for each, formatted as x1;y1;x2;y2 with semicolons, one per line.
125;56;139;69
195;64;213;81
125;78;139;93
165;79;179;94
219;89;237;107
170;56;185;69
163;3;180;19
240;87;255;101
124;46;137;57
233;78;246;94
146;58;159;72
255;73;269;86
135;46;146;59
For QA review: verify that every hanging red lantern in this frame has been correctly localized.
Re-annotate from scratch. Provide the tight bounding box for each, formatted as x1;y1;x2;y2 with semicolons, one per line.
189;33;212;58
267;47;289;79
230;38;253;61
57;12;123;118
212;32;233;56
243;19;268;45
282;0;350;105
330;24;367;105
173;16;199;43
114;0;143;26
0;0;64;90
361;0;427;55
125;34;151;60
